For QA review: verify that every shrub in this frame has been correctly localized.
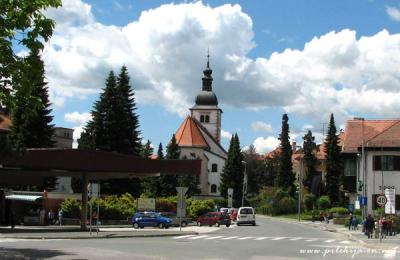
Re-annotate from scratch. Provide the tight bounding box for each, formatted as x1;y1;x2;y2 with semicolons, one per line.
274;196;297;215
329;207;348;216
187;199;214;219
156;198;176;212
93;193;136;220
60;198;81;218
303;194;316;211
317;196;331;210
374;207;385;217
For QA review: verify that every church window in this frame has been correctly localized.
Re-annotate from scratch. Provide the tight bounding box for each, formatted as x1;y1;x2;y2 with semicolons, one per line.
211;163;218;172
211;184;217;193
200;115;205;122
205;115;210;123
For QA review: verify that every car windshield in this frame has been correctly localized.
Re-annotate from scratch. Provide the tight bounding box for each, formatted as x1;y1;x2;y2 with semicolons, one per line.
240;208;253;214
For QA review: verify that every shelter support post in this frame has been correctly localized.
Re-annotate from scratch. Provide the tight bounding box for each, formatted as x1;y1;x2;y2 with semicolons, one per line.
81;172;88;231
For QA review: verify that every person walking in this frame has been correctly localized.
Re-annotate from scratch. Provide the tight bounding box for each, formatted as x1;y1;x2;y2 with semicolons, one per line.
365;214;375;239
348;213;353;230
58;209;63;226
39;208;46;225
48;209;54;225
381;217;388;239
352;215;358;230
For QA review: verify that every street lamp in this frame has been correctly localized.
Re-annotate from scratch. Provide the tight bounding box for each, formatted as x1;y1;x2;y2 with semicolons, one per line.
241;161;247;207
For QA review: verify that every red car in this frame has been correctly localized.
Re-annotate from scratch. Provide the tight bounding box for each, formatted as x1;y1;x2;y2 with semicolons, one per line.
229;208;238;221
197;212;231;227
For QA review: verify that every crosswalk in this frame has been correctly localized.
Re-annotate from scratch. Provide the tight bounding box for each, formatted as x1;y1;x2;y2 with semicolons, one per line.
172;234;353;244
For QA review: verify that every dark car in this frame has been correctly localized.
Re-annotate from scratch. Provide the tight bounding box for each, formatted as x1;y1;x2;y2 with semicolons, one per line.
197;212;231;227
159;212;192;227
131;212;172;229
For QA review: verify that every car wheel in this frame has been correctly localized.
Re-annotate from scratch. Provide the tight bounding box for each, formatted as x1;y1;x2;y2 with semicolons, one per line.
181;221;187;227
252;222;256;226
197;221;201;227
237;223;240;226
133;223;139;229
215;222;220;227
226;224;230;227
158;223;165;229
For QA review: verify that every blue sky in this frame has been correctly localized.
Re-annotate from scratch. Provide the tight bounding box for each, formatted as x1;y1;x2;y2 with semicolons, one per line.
43;0;400;153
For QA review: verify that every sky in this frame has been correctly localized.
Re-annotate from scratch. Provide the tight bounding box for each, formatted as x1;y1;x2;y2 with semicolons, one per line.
40;0;400;153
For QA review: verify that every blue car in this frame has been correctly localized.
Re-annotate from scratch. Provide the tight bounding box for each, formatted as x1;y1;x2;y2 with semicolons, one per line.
132;212;172;229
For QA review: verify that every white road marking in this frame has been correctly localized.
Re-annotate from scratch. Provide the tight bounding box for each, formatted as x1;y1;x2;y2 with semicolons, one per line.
324;239;335;243
339;240;351;244
305;239;317;242
289;237;302;241
254;237;269;240
271;237;285;240
237;237;254;240
173;235;196;239
205;236;225;240
188;235;209;240
221;236;239;240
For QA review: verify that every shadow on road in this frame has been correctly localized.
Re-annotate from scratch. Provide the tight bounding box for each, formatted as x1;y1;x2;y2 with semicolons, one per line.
0;247;73;259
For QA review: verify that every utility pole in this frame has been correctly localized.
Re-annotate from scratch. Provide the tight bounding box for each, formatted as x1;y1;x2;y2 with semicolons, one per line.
241;161;247;207
298;160;303;222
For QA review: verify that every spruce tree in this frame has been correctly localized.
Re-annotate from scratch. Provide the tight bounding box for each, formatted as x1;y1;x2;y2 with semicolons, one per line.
140;140;154;158
277;114;295;195
324;113;343;205
243;145;264;195
302;130;318;194
219;134;244;207
159;135;179;196
157;143;164;160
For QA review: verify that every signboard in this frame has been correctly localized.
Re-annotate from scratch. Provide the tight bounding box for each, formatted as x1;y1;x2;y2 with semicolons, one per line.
376;195;387;207
137;198;155;211
88;183;100;198
176;187;188;218
359;196;368;206
227;188;233;208
385;188;396;214
355;200;360;210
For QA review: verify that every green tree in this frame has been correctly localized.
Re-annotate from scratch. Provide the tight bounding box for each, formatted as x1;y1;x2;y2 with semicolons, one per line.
220;134;244;207
159;135;180;197
243;144;264;196
140;140;153;158
277;114;295;195
157;143;164;159
324;113;343;205
0;0;62;112
302;130;318;194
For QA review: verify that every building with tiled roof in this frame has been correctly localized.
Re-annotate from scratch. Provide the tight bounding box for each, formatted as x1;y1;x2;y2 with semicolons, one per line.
342;118;400;216
174;56;227;196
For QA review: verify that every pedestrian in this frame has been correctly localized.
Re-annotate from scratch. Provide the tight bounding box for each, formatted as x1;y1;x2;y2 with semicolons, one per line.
365;214;375;239
348;213;353;230
58;209;63;226
39;208;46;225
352;215;358;230
48;209;54;225
323;212;329;224
381;217;388;239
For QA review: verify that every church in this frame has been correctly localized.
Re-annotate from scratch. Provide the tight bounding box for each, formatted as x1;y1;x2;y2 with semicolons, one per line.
174;56;227;197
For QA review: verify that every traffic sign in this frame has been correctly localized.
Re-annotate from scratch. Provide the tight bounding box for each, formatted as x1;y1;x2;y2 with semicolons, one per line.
359;196;367;206
376;195;387;207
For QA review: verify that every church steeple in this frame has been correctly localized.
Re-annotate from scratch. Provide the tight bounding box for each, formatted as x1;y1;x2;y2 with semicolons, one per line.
202;51;213;92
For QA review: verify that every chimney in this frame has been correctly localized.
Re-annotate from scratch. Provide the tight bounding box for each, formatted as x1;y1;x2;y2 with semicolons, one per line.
292;141;297;152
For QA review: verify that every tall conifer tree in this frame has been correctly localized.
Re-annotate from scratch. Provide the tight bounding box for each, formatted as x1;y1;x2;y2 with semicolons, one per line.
159;135;179;196
324;113;343;205
220;134;244;207
302;130;318;194
277;114;295;195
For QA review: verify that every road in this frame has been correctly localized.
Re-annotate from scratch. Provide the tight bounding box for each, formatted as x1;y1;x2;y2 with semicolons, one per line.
0;216;397;259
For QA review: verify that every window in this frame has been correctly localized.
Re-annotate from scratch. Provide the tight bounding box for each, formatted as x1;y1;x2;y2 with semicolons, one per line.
373;155;400;171
210;184;217;193
205;115;210;123
200;115;205;122
211;163;218;172
344;159;357;176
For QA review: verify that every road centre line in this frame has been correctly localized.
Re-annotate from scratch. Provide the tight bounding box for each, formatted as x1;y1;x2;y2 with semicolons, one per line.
288;237;302;241
173;235;196;239
254;237;269;240
324;239;335;243
222;236;239;240
188;235;209;240
271;237;285;240
205;236;225;240
237;237;254;240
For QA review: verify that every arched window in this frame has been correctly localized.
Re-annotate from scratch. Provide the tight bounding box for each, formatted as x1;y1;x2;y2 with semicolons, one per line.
211;163;218;172
211;184;217;193
205;115;210;123
200;115;205;122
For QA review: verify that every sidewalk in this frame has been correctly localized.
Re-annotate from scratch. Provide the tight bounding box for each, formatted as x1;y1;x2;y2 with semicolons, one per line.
263;215;399;250
0;225;206;240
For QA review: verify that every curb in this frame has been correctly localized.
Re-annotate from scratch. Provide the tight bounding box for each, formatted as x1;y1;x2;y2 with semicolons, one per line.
0;231;198;240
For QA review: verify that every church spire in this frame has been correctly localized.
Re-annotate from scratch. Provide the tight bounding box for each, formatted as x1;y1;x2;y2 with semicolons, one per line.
202;51;213;91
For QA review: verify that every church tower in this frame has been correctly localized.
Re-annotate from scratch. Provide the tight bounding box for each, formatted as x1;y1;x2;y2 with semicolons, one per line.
190;54;222;143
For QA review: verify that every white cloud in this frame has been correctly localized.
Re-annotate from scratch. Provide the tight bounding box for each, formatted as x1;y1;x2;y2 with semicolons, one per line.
221;129;232;140
253;136;280;154
64;112;92;125
72;125;85;148
386;6;400;22
43;1;400;127
251;121;273;133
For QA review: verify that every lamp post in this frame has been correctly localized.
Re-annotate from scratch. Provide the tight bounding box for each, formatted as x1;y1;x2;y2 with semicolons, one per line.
241;161;247;207
298;159;303;222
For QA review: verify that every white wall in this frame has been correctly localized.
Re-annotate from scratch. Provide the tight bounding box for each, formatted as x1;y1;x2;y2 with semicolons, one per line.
191;110;221;142
204;151;226;195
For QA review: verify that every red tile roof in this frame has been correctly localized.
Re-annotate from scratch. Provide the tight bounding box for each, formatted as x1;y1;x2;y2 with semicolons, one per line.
175;116;209;148
342;119;400;153
0;113;11;131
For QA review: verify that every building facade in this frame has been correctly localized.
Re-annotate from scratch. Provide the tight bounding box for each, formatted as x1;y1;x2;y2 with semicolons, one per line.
174;57;227;196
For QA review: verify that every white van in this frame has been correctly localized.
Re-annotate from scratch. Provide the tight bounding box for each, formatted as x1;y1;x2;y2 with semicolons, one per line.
236;207;256;226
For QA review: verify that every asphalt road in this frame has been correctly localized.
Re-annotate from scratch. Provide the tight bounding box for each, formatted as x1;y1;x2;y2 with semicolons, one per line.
0;216;397;260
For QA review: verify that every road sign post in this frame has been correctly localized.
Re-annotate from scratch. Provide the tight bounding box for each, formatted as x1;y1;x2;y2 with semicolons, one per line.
227;188;233;208
176;187;188;232
376;194;387;208
385;188;396;214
